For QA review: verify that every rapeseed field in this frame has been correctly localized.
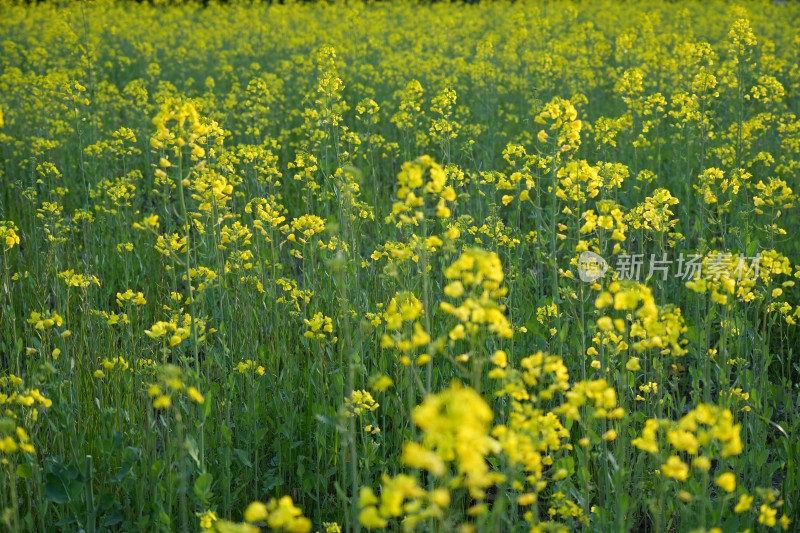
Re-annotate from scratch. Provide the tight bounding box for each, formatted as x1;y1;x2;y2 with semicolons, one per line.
0;1;799;531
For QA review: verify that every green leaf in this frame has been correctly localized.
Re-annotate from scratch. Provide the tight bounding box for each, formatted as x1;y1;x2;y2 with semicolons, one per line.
16;464;32;479
233;448;253;468
194;472;213;505
202;389;213;420
257;344;268;360
101;514;124;528
45;472;72;504
221;425;233;446
684;325;700;345
184;435;201;468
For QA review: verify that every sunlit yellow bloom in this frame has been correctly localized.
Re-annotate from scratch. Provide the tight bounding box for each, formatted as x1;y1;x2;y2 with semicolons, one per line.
759;504;777;527
692;456;711;471
715;472;736;493
734;494;753;513
359;506;387;529
602;429;617;441
244;501;268;523
153;395;171;409
660;456;689;481
187;386;205;404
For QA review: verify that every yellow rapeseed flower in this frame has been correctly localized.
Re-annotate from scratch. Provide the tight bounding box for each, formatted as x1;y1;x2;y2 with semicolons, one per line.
715;472;736;493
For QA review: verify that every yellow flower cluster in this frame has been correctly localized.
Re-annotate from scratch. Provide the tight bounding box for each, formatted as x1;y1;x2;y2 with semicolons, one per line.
0;375;52;455
0;220;20;249
233;360;266;376
358;383;497;529
633;403;743;464
189;168;237;213
625;188;683;242
685;251;760;306
303;312;335;343
286;214;326;246
247;196;287;243
27;310;63;330
151;99;225;166
93;356;130;379
185;266;220;293
535;97;582;154
555;160;605;203
594;281;688;357
0;419;34;455
147;364;205;410
344;390;379;417
378;292;431;366
387;155;456;227
694;167;751;212
358;475;450;530
410;381;503;498
242;496;312;533
58;269;101;289
557;379;623;422
145;313;208;347
440;248;513;340
577;199;628;256
116;289;147;307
